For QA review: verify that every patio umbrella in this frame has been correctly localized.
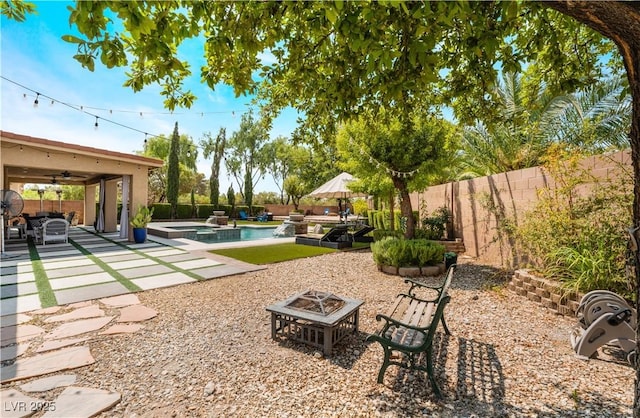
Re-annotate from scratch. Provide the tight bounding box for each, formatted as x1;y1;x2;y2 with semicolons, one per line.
308;172;367;199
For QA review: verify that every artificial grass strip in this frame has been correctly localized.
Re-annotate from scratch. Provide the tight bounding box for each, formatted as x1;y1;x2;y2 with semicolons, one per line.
27;239;57;307
68;239;142;292
208;243;336;264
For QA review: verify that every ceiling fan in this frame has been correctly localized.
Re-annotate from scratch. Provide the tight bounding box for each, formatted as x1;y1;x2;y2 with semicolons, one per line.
45;171;87;183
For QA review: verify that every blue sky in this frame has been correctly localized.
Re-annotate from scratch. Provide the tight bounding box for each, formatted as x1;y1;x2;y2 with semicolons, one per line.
1;1;298;193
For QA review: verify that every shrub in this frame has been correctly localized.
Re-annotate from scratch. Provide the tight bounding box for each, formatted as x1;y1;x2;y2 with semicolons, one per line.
176;204;193;219
373;229;403;241
512;147;632;299
198;204;215;218
371;237;445;267
420;206;451;240
151;203;171;219
353;199;368;217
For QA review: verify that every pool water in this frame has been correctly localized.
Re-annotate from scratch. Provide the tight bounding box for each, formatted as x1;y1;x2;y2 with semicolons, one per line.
240;227;278;240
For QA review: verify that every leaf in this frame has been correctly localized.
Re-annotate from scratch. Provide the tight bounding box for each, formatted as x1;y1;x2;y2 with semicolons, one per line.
61;34;84;44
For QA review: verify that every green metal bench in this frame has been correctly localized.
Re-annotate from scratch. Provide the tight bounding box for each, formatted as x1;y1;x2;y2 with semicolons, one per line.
367;264;455;398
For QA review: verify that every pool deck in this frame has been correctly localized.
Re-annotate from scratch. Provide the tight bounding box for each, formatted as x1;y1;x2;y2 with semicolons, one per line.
0;225;292;316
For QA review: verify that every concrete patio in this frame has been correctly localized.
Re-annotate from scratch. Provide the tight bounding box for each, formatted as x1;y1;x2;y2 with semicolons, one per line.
0;226;267;316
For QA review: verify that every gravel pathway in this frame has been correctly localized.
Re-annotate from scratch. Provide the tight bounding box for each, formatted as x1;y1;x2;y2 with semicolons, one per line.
15;251;637;416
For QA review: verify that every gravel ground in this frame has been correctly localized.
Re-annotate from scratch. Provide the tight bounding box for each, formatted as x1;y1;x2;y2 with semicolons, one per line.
20;251;639;416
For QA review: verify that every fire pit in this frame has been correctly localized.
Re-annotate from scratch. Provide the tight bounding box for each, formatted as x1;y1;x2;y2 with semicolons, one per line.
266;290;364;355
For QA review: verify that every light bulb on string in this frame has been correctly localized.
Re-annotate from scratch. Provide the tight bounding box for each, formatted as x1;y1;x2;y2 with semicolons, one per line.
94;116;99;130
33;93;39;107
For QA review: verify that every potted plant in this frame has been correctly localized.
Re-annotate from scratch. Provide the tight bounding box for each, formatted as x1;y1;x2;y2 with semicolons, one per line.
130;205;154;243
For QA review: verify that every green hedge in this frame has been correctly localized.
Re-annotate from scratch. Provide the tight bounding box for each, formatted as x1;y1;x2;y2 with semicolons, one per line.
151;203;171;219
176;204;193;219
198;204;215;218
371;237;445;267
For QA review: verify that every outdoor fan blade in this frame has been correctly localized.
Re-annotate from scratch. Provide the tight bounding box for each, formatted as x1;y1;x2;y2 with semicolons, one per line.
1;189;24;217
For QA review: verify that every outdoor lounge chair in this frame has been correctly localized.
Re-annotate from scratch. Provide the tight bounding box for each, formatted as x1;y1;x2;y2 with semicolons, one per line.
40;218;70;245
348;225;375;242
238;210;256;221
295;224;352;249
256;212;269;222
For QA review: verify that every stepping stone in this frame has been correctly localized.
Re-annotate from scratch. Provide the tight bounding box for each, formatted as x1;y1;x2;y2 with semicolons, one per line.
46;317;114;340
0;388;41;417
99;294;140;307
0;343;30;361
29;306;61;315
67;301;92;309
0;325;45;346
117;305;157;323
44;306;105;323
20;374;76;392
100;324;144;335
35;338;87;353
42;386;120;417
0;313;32;328
0;346;95;383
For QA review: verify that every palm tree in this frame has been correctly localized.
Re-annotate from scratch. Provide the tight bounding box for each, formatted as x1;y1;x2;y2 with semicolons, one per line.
541;76;631;153
457;73;631;178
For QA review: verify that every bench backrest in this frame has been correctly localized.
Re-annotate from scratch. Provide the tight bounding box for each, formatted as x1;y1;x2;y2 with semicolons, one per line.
439;264;456;303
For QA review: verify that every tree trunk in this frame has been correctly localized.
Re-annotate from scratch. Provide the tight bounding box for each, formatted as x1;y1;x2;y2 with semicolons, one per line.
392;176;415;238
543;2;640;414
388;191;395;231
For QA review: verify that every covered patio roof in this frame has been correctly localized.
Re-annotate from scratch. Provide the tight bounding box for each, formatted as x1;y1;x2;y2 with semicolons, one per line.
1;131;163;187
1;130;163;238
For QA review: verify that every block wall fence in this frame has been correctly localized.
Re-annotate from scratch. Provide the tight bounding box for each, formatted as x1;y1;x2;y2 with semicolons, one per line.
411;149;632;268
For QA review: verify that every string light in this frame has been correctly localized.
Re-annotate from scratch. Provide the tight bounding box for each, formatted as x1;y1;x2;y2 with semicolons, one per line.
2;75;248;156
351;137;421;178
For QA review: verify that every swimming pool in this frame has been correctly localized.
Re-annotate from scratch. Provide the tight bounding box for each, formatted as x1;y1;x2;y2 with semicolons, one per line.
152;223;281;244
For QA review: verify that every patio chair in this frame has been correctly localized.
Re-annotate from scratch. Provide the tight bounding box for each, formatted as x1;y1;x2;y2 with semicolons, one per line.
324;208;330;216
256;212;269;222
65;211;76;226
238;210;256;221
41;218;70;245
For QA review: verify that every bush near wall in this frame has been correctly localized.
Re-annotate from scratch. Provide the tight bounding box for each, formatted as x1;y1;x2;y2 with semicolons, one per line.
198;204;215;218
251;205;265;215
151;203;171;219
176;204;193;219
371;237;445;267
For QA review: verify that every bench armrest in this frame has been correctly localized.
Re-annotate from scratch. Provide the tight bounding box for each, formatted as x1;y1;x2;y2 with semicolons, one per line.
403;278;443;299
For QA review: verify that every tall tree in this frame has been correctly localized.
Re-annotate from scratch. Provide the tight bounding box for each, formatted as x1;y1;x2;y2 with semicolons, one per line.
225;111;268;213
262;136;309;204
167;122;180;219
139;130;198;204
200;128;227;207
337;110;457;238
